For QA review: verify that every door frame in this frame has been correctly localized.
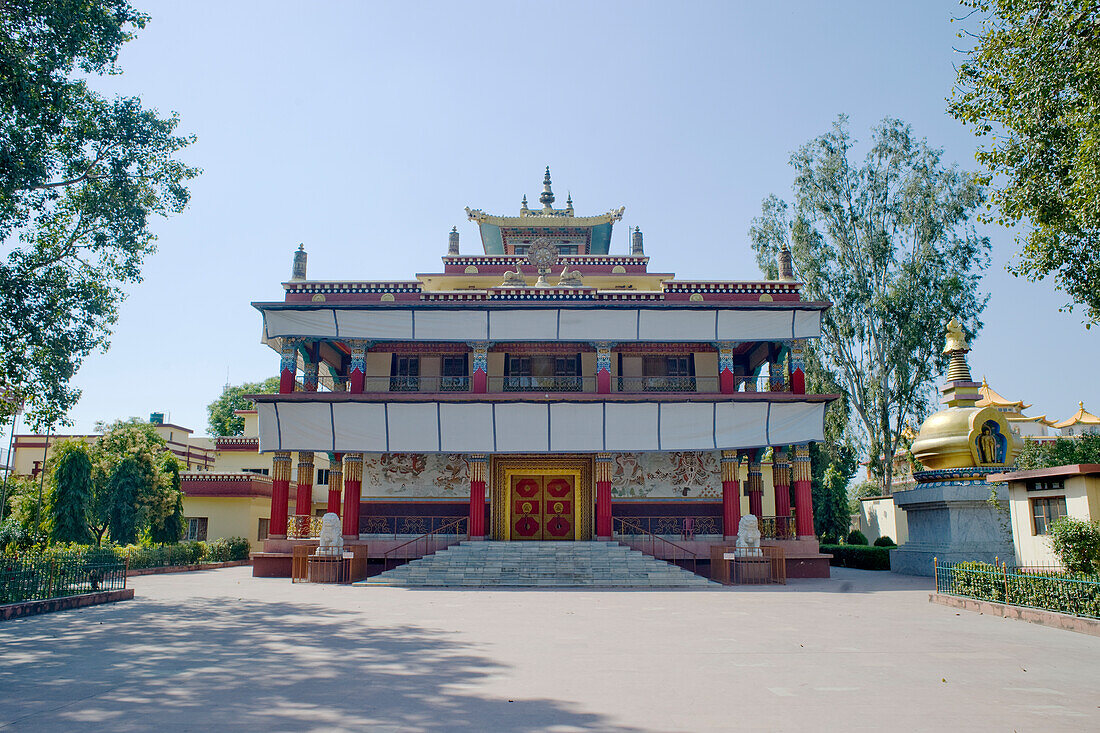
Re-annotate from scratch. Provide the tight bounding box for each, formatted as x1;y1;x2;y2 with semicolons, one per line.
490;455;594;541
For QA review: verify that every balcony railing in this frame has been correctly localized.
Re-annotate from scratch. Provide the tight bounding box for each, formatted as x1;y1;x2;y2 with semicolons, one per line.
496;375;586;392
387;376;471;392
617;376;698;393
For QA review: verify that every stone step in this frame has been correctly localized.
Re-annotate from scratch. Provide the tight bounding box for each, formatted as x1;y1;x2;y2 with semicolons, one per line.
356;540;717;588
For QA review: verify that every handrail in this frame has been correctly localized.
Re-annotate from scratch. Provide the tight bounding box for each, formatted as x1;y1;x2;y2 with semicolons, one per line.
383;516;468;571
612;516;700;575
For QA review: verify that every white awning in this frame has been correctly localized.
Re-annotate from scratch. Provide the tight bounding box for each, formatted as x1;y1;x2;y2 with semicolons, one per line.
256;398;827;454
260;305;823;343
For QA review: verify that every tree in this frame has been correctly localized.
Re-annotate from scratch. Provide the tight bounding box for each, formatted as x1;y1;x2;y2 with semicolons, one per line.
1048;516;1100;574
106;456;146;544
206;378;280;436
1015;434;1100;470
45;439;94;544
89;419;171;544
148;452;184;544
949;0;1100;325
803;345;860;539
0;1;198;427
751;116;990;494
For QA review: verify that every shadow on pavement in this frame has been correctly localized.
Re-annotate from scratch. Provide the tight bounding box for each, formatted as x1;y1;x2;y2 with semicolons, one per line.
0;595;642;732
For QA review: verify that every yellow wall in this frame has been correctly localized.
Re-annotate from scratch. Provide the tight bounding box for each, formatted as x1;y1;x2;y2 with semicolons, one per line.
182;496;271;544
1008;475;1100;566
859;496;908;544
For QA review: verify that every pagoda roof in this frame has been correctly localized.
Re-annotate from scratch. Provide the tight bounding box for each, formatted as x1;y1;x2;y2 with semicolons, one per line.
1052;402;1100;429
975;377;1030;411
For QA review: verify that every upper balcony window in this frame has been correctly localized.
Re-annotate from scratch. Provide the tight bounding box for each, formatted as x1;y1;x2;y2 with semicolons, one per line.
620;355;696;392
391;355;419;392
502;354;583;392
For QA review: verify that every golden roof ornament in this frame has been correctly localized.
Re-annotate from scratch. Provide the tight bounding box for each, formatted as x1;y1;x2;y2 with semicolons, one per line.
943;317;970;354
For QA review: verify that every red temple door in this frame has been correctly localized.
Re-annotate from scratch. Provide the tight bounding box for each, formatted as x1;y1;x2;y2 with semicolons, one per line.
510;474;575;540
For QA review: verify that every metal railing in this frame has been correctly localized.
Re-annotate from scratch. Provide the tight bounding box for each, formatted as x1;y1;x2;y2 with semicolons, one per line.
383;516;468;571
362;515;472;538
611;516;720;538
1;554;128;604
935;558;1100;619
612;517;700;575
388;376;472;392
287;515;324;539
617;376;698;393
758;515;796;540
495;375;587;392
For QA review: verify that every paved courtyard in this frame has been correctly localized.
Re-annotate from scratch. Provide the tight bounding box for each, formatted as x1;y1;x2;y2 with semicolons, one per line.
1;566;1099;732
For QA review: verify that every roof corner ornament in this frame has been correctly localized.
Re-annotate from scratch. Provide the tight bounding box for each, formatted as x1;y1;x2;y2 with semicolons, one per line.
465;206;483;222
447;226;460;255
520;194;529;215
631;227;644;256
778;244;794;281
565;192;574;216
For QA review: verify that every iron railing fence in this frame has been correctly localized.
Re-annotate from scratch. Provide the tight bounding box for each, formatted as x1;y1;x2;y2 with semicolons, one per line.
361;515;471;539
758;515;796;540
1;554;127;604
612;517;700;575
495;375;587;392
388;376;471;392
288;515;325;539
612;516;720;539
935;559;1100;620
383;516;468;571
616;376;698;393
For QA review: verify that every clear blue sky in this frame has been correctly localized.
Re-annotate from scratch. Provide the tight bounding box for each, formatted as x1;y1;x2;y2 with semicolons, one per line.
28;0;1097;437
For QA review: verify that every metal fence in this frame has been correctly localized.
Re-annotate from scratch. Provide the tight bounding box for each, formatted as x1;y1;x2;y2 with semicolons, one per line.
361;515;470;538
1;554;128;605
612;516;720;538
935;559;1100;620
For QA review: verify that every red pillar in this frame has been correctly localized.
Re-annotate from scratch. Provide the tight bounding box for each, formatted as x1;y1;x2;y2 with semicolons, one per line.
270;451;292;538
793;444;814;538
279;340;298;393
595;343;612;394
596;453;612;538
717;342;736;394
790;339;806;395
294;451;314;535
747;457;763;518
342;453;362;539
327;453;343;516
471;342;488;393
721;450;741;540
349;341;367;393
772;449;792;531
468;454;486;538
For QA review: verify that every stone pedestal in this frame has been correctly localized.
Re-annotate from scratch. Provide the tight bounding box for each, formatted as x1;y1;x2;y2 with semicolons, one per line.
890;482;1014;576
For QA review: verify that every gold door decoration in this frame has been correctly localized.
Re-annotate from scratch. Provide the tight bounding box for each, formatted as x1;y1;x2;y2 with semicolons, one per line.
490;456;593;541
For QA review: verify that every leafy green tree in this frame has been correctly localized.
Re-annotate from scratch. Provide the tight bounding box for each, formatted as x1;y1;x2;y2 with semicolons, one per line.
751;116;990;494
106;456;147;544
0;1;198;427
949;0;1100;324
89;419;170;544
1015;434;1100;470
45;439;94;543
206;378;280;436
148;452;184;544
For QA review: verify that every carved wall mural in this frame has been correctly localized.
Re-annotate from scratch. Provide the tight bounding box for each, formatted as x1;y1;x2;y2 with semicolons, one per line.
363;453;469;497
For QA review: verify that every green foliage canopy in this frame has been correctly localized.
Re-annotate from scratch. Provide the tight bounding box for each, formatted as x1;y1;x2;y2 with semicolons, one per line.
1015;434;1100;469
0;1;198;427
45;439;94;543
1048;516;1100;574
751;116;990;493
950;0;1100;324
206;377;280;436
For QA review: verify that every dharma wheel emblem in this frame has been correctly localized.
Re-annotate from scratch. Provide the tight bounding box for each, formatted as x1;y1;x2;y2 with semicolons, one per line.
527;237;558;287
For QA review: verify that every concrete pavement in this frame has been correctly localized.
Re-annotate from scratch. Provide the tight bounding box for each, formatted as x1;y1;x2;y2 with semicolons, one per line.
1;566;1098;731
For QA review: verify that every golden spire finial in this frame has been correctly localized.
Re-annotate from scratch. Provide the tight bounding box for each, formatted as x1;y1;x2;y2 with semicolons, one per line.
943;317;970;354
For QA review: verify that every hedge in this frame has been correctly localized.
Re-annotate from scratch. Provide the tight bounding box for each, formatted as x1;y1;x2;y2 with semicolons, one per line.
5;538;251;569
944;561;1100;619
820;544;891;571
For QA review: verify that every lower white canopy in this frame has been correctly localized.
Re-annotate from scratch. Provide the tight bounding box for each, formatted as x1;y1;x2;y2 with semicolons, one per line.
256;399;826;454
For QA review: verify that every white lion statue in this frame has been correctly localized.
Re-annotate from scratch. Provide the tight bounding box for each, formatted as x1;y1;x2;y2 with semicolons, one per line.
315;512;344;556
736;514;762;557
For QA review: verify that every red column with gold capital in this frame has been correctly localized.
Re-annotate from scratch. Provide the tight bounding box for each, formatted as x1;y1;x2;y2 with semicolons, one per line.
470;342;489;394
595;343;613;394
294;451;314;535
721;450;741;540
717;342;736;394
342;453;362;539
747;457;763;518
278;340;299;394
270;451;292;538
771;449;792;535
327;453;343;516
793;444;814;538
789;340;806;395
468;454;487;538
348;341;367;393
596;452;612;538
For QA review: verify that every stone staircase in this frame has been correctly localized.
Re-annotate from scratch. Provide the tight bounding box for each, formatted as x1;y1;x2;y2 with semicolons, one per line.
356;541;716;588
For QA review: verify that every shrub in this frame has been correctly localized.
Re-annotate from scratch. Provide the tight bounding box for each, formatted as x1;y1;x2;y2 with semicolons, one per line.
846;530;868;545
819;532;838;545
206;537;232;562
945;561;1100;618
0;519;29;552
1048;517;1100;575
820;544;890;570
225;536;251;561
873;536;896;547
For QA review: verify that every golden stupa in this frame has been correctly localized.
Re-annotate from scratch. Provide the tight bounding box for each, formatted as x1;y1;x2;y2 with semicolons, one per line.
911;318;1020;473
